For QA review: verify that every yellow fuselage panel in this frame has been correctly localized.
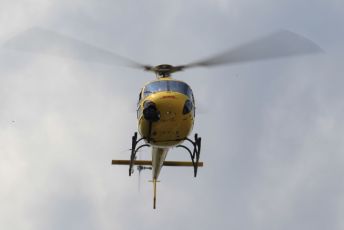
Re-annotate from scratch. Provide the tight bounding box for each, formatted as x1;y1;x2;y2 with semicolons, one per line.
138;91;194;147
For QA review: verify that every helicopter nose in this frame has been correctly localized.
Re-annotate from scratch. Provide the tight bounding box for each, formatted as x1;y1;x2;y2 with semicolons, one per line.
143;101;160;122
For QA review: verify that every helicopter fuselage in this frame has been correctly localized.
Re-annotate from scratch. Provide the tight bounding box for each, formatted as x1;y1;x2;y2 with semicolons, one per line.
137;78;195;148
136;77;195;180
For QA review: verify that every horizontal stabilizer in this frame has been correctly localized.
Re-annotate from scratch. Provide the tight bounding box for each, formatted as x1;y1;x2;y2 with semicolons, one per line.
112;160;203;167
163;161;204;167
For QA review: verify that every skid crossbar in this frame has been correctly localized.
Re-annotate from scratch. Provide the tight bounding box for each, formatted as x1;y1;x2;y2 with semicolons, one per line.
112;160;203;167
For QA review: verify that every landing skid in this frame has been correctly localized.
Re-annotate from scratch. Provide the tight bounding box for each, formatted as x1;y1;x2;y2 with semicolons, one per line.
112;132;203;209
128;132;202;177
129;132;149;176
176;133;202;177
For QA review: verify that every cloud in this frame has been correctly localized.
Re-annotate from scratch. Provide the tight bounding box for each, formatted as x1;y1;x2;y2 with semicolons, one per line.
1;0;343;230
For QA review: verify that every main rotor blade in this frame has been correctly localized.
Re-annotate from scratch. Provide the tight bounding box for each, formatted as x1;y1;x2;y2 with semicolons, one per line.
182;30;323;69
4;27;148;68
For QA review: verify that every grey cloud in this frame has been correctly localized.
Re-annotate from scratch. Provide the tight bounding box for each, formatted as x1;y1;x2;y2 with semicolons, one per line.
1;0;343;230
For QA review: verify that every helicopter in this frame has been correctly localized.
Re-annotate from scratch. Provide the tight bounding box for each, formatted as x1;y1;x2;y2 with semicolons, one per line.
4;27;322;209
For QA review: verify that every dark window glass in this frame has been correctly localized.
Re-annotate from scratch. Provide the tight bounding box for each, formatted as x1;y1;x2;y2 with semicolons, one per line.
138;90;142;102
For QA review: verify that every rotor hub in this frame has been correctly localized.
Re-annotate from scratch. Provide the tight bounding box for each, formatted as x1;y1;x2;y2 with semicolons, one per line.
144;64;184;78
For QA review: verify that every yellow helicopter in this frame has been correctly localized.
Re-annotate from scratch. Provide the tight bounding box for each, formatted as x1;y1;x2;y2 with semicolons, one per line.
4;28;322;209
112;65;202;209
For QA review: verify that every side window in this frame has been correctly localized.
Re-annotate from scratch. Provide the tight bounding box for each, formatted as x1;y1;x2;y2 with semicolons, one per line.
137;89;142;104
137;90;142;119
186;86;194;103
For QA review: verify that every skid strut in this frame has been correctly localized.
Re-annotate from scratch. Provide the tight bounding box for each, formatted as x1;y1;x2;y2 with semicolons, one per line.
176;133;202;177
129;132;149;176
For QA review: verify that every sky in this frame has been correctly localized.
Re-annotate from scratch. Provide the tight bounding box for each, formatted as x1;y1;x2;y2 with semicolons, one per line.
0;0;344;229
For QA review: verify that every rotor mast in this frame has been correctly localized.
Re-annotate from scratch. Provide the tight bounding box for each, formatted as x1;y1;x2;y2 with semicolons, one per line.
144;64;185;79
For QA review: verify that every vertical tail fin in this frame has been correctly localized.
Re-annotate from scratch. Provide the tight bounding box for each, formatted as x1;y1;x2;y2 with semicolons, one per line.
150;179;159;209
153;179;157;209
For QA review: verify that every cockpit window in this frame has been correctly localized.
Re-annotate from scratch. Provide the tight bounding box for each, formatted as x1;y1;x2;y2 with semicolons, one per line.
144;80;193;99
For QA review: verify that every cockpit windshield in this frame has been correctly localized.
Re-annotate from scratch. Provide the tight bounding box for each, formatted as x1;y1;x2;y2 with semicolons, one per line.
143;80;193;99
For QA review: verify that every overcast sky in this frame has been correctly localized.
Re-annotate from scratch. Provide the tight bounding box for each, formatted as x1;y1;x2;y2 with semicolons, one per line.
1;0;344;229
